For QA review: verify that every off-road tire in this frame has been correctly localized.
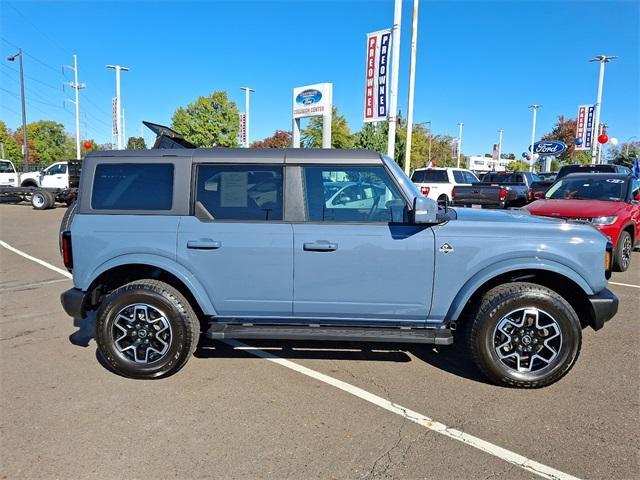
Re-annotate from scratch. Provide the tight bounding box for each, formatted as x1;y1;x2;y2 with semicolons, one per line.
466;282;581;388
95;280;200;379
613;230;632;272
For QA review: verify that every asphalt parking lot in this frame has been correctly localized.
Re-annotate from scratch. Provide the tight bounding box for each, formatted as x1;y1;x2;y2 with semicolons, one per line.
1;202;638;480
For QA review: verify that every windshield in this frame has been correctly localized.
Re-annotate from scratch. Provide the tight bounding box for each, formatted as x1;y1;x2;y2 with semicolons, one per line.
545;177;628;201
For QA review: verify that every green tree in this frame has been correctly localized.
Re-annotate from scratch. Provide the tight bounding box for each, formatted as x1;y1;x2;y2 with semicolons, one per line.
171;91;240;147
605;142;640;167
507;160;532;171
16;121;71;165
353;123;387;153
301;107;354;149
251;130;291;148
0;121;21;162
127;136;147;150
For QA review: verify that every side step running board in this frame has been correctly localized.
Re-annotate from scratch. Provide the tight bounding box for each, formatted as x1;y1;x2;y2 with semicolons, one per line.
206;324;453;345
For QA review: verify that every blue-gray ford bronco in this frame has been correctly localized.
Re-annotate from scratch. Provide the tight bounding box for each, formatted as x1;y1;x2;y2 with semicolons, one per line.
60;148;619;387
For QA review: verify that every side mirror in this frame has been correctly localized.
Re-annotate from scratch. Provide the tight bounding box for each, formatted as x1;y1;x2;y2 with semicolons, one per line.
413;195;437;224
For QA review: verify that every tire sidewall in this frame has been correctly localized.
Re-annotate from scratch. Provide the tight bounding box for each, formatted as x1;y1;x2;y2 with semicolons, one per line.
614;231;631;272
475;290;581;386
96;287;191;379
32;192;47;210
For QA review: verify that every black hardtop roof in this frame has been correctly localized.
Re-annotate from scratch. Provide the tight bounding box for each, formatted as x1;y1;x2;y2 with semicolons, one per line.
562;172;630;179
87;148;384;165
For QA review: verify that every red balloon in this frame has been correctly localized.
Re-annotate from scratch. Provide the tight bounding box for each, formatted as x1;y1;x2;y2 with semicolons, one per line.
83;140;93;149
597;134;609;144
526;155;531;161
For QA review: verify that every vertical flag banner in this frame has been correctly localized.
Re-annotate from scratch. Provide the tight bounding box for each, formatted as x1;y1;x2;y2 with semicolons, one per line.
575;104;594;151
363;29;392;123
451;139;459;159
238;113;247;145
111;97;118;135
492;143;499;160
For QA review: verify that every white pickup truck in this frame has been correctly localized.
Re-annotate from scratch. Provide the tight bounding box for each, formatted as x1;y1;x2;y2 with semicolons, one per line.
19;161;70;189
410;167;479;204
0;159;19;187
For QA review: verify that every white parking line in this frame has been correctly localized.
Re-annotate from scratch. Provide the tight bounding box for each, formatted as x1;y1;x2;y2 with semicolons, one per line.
0;239;589;479
609;281;640;289
225;339;581;480
0;240;72;279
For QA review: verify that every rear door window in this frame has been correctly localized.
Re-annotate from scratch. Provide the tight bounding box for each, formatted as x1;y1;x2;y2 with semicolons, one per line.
92;163;174;210
195;165;283;221
452;171;465;183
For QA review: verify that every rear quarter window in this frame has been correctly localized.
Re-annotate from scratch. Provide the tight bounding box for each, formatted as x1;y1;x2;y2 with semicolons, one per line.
91;163;174;210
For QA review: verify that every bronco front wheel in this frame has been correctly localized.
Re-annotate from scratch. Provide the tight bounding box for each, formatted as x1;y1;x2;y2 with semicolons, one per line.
95;280;199;379
467;282;581;388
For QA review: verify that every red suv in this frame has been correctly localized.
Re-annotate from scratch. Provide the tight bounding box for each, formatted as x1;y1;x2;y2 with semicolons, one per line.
525;173;640;271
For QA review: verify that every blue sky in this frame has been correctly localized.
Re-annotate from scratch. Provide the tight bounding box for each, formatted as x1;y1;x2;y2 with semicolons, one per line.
1;0;638;157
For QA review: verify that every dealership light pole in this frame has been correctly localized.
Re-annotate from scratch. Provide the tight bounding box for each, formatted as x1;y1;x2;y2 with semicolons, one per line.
65;55;85;160
528;104;541;172
457;122;464;168
106;64;128;150
240;87;254;148
7;48;28;172
497;129;503;165
589;55;617;164
404;0;419;174
387;0;402;159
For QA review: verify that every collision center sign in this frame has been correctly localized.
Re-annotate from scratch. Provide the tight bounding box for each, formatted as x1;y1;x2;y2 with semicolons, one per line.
363;29;391;123
293;83;333;119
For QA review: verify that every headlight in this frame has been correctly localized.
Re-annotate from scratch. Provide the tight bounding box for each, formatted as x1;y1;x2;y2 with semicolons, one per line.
590;216;618;226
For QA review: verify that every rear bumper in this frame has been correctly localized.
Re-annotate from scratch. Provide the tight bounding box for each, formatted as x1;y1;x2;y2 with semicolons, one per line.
60;287;87;319
588;288;618;331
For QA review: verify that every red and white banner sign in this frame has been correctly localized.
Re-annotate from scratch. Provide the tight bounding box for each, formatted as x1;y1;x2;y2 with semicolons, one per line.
238;112;246;145
575;104;594;151
111;97;118;135
363;29;392;123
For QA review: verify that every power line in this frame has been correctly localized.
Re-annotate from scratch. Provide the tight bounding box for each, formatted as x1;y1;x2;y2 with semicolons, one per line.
1;60;63;91
3;2;70;57
1;103;20;116
1;38;66;77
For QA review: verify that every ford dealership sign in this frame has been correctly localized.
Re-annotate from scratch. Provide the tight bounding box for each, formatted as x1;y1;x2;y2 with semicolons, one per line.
296;89;322;106
293;83;333;119
530;140;567;156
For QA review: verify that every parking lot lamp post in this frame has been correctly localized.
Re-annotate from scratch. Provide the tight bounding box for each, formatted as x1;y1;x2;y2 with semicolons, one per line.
106;64;129;150
528;104;541;172
387;0;402;159
240;87;255;148
7;49;28;172
457;122;463;168
589;55;616;164
497;129;503;167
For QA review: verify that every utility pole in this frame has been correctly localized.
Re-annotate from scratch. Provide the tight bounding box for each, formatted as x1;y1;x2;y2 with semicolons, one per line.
64;55;86;160
7;48;28;172
528;104;541;172
240;87;255;148
387;0;402;159
122;108;126;147
106;64;129;150
497;129;503;166
404;0;419;175
589;55;617;164
457;122;464;168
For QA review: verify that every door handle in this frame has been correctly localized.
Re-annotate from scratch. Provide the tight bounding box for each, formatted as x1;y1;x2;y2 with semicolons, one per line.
187;239;222;250
303;241;338;252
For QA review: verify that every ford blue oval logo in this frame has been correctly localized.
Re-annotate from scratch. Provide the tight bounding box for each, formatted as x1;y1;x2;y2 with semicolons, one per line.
530;140;567;156
296;89;322;106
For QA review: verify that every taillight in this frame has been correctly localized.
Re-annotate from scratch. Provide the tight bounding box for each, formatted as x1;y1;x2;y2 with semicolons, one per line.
527;189;533;201
451;187;456;199
499;187;508;201
420;186;430;196
61;230;73;271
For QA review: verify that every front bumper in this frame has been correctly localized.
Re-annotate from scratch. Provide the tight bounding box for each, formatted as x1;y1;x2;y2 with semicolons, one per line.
588;288;618;331
60;288;87;319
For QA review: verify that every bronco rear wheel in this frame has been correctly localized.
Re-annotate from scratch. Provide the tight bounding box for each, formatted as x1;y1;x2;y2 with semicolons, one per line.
467;282;581;388
96;280;199;379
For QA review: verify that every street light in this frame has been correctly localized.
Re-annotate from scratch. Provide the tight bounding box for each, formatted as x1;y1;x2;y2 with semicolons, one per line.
457;122;464;168
589;55;617;164
528;104;542;172
106;64;129;149
7;49;29;172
